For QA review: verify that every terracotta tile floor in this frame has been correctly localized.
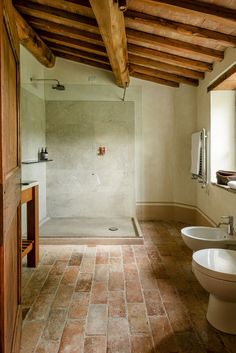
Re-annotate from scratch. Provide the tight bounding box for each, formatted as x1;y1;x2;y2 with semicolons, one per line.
21;221;236;353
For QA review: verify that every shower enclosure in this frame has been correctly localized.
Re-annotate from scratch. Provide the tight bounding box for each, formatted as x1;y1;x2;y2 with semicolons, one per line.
21;82;142;241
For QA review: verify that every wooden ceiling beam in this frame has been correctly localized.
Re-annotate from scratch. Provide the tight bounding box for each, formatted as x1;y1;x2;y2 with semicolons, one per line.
89;0;129;87
127;28;224;62
130;63;198;86
125;10;236;47
49;43;110;66
14;1;100;35
27;17;103;45
53;50;112;72
39;31;106;57
128;43;212;72
18;0;95;19
14;8;55;67
129;54;204;80
139;0;236;25
131;72;179;88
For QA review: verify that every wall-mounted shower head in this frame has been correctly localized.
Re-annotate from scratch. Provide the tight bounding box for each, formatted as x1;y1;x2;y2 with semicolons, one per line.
30;77;65;90
52;82;65;90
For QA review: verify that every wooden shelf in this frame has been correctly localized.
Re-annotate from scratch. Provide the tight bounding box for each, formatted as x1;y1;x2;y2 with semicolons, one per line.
21;240;34;258
22;159;53;164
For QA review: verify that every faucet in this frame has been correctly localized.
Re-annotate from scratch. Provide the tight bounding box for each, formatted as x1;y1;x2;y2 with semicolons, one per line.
217;216;234;235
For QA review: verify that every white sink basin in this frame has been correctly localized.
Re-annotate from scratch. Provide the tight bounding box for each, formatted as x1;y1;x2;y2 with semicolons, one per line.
181;226;236;251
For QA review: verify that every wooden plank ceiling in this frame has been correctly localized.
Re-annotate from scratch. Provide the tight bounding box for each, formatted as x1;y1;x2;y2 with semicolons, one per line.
13;0;236;88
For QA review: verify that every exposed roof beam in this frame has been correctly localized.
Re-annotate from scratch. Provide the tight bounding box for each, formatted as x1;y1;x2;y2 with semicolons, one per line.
23;0;94;19
130;64;198;86
127;28;224;62
129;53;203;80
89;0;129;87
54;50;112;72
14;1;100;35
125;10;236;47
128;44;212;72
49;43;110;66
27;17;103;45
14;8;55;67
131;72;179;88
39;31;106;57
129;0;236;26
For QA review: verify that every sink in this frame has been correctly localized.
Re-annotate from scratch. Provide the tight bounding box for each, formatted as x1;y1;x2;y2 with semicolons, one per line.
181;226;236;251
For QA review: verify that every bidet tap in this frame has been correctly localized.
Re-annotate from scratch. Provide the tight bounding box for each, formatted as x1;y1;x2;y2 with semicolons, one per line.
217;216;234;235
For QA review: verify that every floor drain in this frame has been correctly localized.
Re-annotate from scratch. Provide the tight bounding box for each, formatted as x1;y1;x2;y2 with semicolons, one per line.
109;227;118;231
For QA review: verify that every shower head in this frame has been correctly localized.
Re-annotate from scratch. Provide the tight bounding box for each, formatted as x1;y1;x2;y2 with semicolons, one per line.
52;83;65;90
30;77;65;90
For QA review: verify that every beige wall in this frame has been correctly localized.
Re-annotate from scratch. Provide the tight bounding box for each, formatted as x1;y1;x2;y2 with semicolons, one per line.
20;46;47;227
197;47;236;227
44;58;197;216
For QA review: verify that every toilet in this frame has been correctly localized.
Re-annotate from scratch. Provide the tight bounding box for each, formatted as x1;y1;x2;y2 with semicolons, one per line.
192;248;236;334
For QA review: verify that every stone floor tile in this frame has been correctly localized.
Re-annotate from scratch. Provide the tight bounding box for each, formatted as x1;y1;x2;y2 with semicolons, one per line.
157;279;181;303
75;273;93;292
109;257;123;272
84;246;97;258
94;264;109;282
164;301;193;333
50;260;68;276
40;251;56;266
26;294;54;321
86;304;108;335
109;245;122;257
175;331;207;353
131;335;154;353
84;336;107;353
143;290;165;316
35;339;60;353
127;303;150;334
80;257;96;273
61;266;79;285
126;280;143;303
123;263;139;281
52;284;74;308
91;282;108;304
149;316;179;353
20;321;45;353
107;318;131;353
108;291;126;318
122;245;135;264
40;274;62;295
109;271;124;291
69;292;90;319
96;251;109;264
69;250;83;266
42;308;67;341
59;320;85;353
139;270;158;290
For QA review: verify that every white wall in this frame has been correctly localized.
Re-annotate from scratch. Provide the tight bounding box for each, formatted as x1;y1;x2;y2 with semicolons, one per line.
44;58;197;210
20;46;47;228
211;90;236;181
197;47;236;225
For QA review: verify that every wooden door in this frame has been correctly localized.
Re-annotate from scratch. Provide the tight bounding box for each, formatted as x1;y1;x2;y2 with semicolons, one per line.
0;1;21;353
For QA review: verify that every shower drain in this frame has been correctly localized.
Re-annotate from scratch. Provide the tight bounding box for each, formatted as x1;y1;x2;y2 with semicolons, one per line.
108;227;119;231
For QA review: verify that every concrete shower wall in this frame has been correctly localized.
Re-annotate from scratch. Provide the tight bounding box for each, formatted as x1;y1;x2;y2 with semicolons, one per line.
20;46;47;230
46;101;135;218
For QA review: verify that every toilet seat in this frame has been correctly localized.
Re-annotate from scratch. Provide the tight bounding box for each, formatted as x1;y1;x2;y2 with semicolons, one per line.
192;248;236;282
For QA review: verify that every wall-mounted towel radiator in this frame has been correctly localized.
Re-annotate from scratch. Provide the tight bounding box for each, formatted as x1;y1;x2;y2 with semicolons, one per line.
191;128;208;187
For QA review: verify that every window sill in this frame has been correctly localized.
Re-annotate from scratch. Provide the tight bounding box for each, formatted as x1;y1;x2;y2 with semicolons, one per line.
211;182;236;194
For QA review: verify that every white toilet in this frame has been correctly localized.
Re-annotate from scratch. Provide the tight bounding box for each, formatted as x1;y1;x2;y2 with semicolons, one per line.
192;248;236;334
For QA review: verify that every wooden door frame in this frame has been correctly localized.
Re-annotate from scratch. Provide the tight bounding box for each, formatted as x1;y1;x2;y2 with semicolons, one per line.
0;1;22;353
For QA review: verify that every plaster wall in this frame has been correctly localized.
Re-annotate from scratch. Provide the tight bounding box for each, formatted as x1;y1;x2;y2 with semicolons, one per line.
44;58;197;210
197;47;236;225
46;100;135;217
20;46;47;229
